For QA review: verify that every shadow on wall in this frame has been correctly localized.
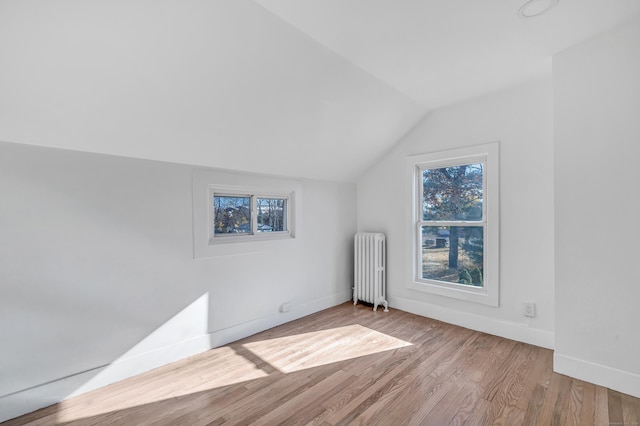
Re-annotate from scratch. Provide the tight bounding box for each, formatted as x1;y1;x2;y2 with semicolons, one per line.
0;292;213;423
0;140;219;422
63;292;212;398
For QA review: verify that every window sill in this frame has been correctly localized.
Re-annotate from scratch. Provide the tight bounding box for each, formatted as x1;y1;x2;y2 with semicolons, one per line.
407;279;498;306
209;232;293;245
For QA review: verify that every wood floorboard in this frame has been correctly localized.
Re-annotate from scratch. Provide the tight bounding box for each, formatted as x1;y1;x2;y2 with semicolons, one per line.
609;389;625;426
621;393;639;426
3;302;640;425
536;370;564;426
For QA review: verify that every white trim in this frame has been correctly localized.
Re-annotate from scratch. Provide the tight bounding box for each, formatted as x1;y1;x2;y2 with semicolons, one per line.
407;142;500;306
192;169;302;259
390;295;554;349
417;154;488;173
0;291;351;423
554;353;640;398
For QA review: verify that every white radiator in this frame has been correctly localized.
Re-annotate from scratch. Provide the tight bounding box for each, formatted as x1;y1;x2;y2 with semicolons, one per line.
353;233;389;312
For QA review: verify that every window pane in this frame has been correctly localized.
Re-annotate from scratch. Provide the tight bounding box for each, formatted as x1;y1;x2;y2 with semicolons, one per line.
257;198;286;232
213;196;251;234
421;226;484;287
422;163;483;221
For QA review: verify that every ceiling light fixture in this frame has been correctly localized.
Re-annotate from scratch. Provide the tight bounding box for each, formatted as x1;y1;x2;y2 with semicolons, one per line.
518;0;559;18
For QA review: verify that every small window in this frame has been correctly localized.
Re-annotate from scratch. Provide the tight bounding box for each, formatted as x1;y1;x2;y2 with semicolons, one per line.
209;189;292;243
192;169;300;258
408;143;499;306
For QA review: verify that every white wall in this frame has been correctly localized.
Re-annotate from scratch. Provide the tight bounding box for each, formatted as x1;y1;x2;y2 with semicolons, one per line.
553;18;640;397
0;141;356;421
357;79;555;348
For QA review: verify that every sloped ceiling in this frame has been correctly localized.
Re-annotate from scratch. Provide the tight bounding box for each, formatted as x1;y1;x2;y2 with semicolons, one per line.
1;1;639;181
254;0;640;109
0;0;425;182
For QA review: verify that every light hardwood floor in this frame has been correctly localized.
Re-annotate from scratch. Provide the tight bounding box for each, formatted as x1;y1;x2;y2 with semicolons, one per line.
4;303;640;425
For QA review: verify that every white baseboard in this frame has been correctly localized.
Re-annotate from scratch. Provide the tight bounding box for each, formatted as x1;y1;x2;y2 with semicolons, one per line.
389;295;555;349
0;291;350;423
554;353;640;398
208;290;350;348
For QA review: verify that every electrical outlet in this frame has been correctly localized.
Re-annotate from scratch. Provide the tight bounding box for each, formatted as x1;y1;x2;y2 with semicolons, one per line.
523;302;536;318
279;302;292;313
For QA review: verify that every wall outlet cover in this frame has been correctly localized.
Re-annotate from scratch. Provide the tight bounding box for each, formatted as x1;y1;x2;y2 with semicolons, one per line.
280;302;292;313
523;302;536;318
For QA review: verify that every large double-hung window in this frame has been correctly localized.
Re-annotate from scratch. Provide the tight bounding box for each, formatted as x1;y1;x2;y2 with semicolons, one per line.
409;143;499;306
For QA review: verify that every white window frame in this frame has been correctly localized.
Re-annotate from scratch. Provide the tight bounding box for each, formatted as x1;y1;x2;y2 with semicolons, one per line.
209;187;294;244
408;142;500;306
192;169;301;259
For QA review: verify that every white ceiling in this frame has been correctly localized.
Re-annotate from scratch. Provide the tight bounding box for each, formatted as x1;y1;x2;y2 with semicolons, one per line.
1;1;639;181
254;0;640;109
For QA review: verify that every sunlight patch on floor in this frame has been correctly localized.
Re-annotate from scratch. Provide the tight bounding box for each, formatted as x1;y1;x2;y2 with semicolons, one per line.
55;324;411;424
242;324;412;373
56;346;269;423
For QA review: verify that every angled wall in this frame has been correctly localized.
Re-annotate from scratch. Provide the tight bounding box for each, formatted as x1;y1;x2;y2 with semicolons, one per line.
0;141;356;422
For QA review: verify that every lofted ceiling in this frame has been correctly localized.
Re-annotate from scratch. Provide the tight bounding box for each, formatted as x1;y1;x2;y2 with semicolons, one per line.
1;1;639;182
254;0;640;109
